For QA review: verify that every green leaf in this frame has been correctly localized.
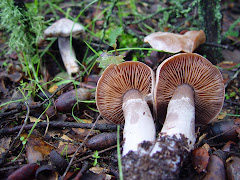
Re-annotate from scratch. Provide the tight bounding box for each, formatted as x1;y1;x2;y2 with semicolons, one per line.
229;92;236;98
97;51;124;69
92;150;100;166
20;136;25;141
225;31;239;37
225;17;240;38
109;27;123;47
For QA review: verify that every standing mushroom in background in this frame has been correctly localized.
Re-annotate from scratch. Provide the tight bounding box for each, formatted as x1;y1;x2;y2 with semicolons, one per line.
44;18;85;76
96;61;156;156
122;53;225;180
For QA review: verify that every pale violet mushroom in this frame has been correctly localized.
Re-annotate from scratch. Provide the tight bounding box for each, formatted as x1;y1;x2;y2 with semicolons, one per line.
96;61;156;156
150;53;225;178
121;53;225;180
44;18;85;76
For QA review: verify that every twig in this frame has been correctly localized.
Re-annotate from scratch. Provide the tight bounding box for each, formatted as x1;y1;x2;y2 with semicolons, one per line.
125;7;171;25
0;102;30;167
224;68;240;88
72;160;90;180
0;109;22;119
31;74;82;109
60;114;101;179
0;74;82;120
0;165;23;172
0;121;121;137
206;126;237;141
224;100;239;106
204;42;235;51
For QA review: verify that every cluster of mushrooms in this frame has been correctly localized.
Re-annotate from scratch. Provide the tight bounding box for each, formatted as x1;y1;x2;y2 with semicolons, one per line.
42;18;225;179
95;30;225;179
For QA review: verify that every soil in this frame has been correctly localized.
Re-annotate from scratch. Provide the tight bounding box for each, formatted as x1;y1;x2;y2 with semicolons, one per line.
0;0;239;179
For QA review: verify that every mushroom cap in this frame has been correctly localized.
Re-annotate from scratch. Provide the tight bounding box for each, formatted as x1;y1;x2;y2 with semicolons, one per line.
155;53;224;125
44;18;85;38
144;30;206;53
96;61;155;124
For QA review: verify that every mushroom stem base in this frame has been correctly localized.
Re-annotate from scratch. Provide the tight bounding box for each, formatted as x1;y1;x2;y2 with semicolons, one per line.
151;84;195;155
122;135;189;180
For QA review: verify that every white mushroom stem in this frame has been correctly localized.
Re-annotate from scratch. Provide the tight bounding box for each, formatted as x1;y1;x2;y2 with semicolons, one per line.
150;84;195;156
122;89;156;156
58;37;79;75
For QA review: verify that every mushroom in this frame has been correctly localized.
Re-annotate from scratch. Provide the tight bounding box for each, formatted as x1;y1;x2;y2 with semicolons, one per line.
144;30;206;53
96;61;156;156
44;18;85;76
149;53;224;177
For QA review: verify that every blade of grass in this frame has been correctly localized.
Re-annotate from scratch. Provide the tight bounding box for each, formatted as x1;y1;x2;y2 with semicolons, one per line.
84;41;100;57
117;125;123;180
220;112;240;117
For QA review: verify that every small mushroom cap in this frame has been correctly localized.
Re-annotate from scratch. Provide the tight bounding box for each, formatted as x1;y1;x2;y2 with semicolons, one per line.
96;61;155;124
44;18;85;38
144;30;206;53
155;53;224;125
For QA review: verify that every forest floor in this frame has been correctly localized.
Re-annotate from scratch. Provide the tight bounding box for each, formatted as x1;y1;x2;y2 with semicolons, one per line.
0;0;239;179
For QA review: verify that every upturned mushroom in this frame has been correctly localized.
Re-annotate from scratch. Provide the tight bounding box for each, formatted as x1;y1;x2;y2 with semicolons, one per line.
44;18;85;76
96;61;156;156
144;30;206;53
149;53;224;177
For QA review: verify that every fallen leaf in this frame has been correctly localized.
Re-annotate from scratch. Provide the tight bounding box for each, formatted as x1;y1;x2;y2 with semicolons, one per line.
22;134;55;156
217;111;227;120
192;146;209;173
7;163;39;180
204;154;226;180
48;85;58;94
217;61;239;70
71;128;99;141
0;136;11;156
26;145;44;164
226;156;240;180
57;135;84;155
89;167;110;174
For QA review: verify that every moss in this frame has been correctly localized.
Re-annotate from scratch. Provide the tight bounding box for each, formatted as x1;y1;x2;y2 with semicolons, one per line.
198;0;221;43
0;0;45;56
198;0;222;63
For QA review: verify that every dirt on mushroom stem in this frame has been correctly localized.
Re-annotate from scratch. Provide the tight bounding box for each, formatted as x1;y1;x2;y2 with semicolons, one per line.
122;83;196;180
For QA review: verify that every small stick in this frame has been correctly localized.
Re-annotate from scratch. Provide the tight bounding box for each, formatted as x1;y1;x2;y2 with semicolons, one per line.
204;42;235;51
60;114;101;179
0;75;83;120
0;102;30;167
0;121;120;137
